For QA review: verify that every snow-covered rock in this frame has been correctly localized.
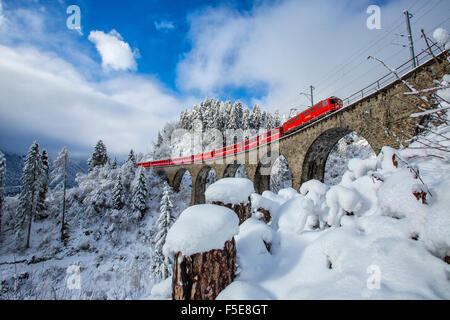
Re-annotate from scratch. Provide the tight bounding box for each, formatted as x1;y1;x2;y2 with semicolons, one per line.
163;204;240;257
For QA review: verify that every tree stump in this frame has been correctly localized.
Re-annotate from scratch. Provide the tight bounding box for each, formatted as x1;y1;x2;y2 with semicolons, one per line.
172;238;236;300
212;199;251;225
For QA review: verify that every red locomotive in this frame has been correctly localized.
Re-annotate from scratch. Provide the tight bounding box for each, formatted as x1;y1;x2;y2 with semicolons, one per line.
137;97;343;168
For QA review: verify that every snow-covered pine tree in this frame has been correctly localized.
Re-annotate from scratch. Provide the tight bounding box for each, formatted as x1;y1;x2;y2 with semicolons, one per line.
111;157;118;170
121;150;138;194
210;99;221;129
227;102;243;131
87;140;109;172
15;141;43;248
112;176;124;210
127;149;136;167
51;147;69;241
37;149;49;215
250;105;261;130
260;110;269;130
242;108;250;131
131;169;148;220
151;181;176;280
0;151;5;235
179;110;192;130
273;109;281;127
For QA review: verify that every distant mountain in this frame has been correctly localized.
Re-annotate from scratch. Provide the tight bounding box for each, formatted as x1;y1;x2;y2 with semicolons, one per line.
1;151;88;196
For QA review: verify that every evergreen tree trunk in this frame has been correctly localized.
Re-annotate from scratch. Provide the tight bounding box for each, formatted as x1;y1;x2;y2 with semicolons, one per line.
26;167;37;249
61;158;67;243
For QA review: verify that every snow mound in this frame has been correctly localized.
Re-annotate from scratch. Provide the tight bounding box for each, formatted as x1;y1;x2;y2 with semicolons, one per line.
217;281;274;300
423;179;450;259
233;218;275;281
205;178;255;205
150;276;172;299
326;185;363;227
250;193;280;216
300;180;329;205
277;187;299;201
163;204;240;257
276;195;314;233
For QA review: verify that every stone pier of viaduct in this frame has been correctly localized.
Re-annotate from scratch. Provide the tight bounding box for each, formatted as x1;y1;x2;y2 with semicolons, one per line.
151;51;448;205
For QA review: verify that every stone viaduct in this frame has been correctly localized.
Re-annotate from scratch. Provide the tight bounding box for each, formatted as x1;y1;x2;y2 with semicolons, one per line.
151;50;448;205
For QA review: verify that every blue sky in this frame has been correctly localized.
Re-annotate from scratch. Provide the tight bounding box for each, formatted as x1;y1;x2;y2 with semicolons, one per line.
0;0;448;159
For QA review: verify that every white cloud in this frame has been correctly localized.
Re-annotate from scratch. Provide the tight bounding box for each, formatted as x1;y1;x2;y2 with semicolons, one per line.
0;44;194;156
88;29;139;72
154;20;175;31
177;0;449;113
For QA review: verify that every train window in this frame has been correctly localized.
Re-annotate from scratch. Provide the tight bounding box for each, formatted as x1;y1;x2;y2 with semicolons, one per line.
267;131;271;137
305;111;309;116
317;104;322;110
330;99;337;104
323;101;328;106
296;116;300;121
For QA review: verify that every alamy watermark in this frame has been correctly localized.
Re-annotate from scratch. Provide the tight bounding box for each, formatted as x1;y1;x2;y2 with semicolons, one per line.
366;5;381;30
66;5;81;33
164;123;280;176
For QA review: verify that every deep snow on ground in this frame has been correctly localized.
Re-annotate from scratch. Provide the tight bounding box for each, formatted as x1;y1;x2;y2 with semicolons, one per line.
215;145;450;299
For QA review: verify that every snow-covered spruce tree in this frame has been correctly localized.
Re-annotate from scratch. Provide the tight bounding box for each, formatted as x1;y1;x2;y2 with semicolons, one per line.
36;149;50;216
131;169;148;220
51;147;69;241
0;151;5;235
227;102;243;131
250;104;261;130
151;181;176;280
242;108;250;131
15;141;43;248
121;150;137;194
273;109;281;127
87;140;109;172
127;149;136;167
111;157;118;170
112;176;124;210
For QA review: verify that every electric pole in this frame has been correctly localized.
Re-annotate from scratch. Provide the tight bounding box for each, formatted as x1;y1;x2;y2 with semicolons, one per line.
300;85;315;108
404;10;416;68
310;85;315;107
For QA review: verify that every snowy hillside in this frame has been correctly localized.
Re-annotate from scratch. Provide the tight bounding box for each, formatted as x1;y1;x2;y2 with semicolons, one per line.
0;149;189;299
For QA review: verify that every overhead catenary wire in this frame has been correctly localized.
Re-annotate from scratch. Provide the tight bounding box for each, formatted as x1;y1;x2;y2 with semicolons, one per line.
312;1;449;103
284;0;447;111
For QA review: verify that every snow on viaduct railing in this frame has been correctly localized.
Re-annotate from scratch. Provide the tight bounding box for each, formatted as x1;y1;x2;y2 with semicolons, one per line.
343;42;445;107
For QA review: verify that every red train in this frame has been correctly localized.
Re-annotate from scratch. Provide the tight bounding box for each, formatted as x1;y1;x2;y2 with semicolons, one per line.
137;97;343;168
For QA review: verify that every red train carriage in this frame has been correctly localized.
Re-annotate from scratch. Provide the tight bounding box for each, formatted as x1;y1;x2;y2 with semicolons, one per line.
243;136;258;150
259;127;282;145
136;96;342;169
283;97;343;134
